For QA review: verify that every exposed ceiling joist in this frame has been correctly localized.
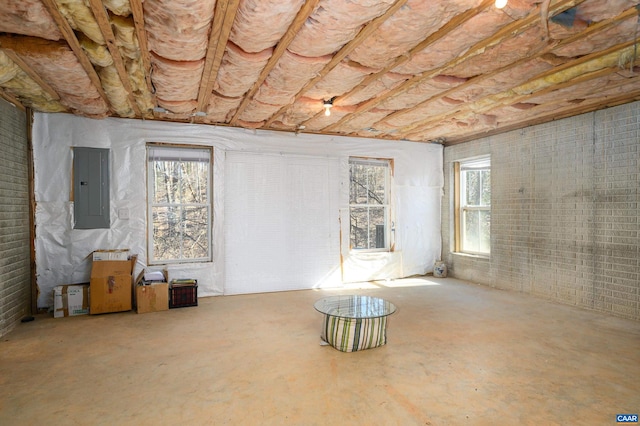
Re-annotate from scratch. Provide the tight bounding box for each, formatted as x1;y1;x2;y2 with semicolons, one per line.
446;86;640;145
228;0;321;126
376;6;640;138
401;39;640;137
0;87;26;111
196;0;241;113
39;0;111;109
129;0;154;95
87;0;141;116
263;0;409;127
0;48;60;100
323;0;586;133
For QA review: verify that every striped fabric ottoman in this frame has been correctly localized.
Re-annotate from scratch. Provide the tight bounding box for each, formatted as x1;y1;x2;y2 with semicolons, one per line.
314;295;397;352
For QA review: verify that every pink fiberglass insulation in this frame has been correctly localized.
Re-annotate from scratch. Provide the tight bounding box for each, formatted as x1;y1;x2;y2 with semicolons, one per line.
215;42;273;98
553;17;639;58
254;50;332;105
288;0;396;57
238;99;283;122
304;104;356;131
0;0;62;41
156;99;197;114
378;74;468;110
206;93;241;122
348;0;481;69
376;97;463;129
445;26;548;78
334;108;392;133
337;71;408;106
279;97;323;126
407;114;497;141
150;53;204;103
447;58;553;103
393;8;513;75
575;0;639;22
235;118;266;129
229;0;305;53
304;60;377;100
144;0;216;61
61;93;110;116
13;40;108;115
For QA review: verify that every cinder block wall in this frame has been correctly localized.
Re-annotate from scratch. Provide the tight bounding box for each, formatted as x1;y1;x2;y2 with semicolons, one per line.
0;99;31;337
442;102;639;321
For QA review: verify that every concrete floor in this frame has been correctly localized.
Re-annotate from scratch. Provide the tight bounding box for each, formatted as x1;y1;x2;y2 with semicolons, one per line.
1;276;639;425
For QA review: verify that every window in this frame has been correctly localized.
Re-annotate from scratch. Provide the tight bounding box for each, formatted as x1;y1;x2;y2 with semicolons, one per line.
349;158;392;251
147;145;212;264
454;156;490;255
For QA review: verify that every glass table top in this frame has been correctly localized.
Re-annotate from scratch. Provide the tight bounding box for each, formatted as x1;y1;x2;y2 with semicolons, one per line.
314;295;397;319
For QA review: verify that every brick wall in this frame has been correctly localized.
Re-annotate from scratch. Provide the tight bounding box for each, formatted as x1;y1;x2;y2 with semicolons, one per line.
0;99;31;337
442;102;639;321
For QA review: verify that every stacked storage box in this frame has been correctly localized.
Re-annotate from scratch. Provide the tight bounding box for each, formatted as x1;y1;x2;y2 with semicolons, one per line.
89;250;136;314
169;279;198;308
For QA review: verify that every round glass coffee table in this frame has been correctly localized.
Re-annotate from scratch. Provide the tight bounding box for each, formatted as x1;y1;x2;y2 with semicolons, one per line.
314;295;397;352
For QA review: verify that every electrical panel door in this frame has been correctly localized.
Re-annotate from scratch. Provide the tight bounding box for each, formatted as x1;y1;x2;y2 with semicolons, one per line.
73;147;110;229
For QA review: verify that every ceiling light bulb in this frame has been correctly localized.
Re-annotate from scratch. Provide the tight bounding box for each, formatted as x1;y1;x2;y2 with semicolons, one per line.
323;100;333;117
495;0;507;9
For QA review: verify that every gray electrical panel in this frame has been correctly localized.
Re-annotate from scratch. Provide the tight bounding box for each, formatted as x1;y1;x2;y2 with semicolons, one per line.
73;147;110;229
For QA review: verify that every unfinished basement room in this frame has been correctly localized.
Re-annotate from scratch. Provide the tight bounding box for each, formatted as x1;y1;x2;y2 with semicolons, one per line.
0;0;639;424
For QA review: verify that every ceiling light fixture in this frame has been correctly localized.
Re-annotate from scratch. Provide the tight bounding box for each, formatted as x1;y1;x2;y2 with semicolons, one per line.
323;99;333;116
495;0;507;9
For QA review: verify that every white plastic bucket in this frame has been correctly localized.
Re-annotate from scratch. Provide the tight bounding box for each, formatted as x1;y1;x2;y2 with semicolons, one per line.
433;261;447;278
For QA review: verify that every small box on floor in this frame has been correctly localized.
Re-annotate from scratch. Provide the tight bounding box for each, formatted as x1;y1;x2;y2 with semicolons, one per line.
136;283;169;314
53;284;90;318
134;270;169;314
169;279;198;308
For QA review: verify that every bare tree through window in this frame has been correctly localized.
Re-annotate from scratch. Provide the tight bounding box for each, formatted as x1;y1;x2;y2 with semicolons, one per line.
148;146;211;263
349;158;391;250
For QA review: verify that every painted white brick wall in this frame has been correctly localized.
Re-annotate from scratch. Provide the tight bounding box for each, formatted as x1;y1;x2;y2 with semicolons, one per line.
0;99;30;337
443;102;639;321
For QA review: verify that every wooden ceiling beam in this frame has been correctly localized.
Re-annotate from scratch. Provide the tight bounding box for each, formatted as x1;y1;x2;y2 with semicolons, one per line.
397;39;639;138
263;0;409;128
297;0;495;130
322;0;585;133
87;0;141;116
0;87;26;111
377;4;640;135
0;48;60;101
443;86;640;145
341;0;494;106
196;0;241;114
228;0;321;126
129;0;154;95
40;0;111;110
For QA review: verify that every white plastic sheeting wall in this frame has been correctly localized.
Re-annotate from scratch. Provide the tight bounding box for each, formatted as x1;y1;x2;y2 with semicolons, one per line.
225;152;341;294
32;113;443;308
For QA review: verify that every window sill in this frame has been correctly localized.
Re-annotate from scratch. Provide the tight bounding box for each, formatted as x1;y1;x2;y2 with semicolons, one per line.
451;252;490;260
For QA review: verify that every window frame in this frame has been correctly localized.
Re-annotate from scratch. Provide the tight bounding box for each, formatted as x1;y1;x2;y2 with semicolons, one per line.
454;156;491;256
348;157;393;252
147;143;213;265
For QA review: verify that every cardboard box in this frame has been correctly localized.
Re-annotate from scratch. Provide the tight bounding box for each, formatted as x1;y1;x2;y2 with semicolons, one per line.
53;284;90;318
89;255;136;315
92;249;130;261
136;283;169;314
